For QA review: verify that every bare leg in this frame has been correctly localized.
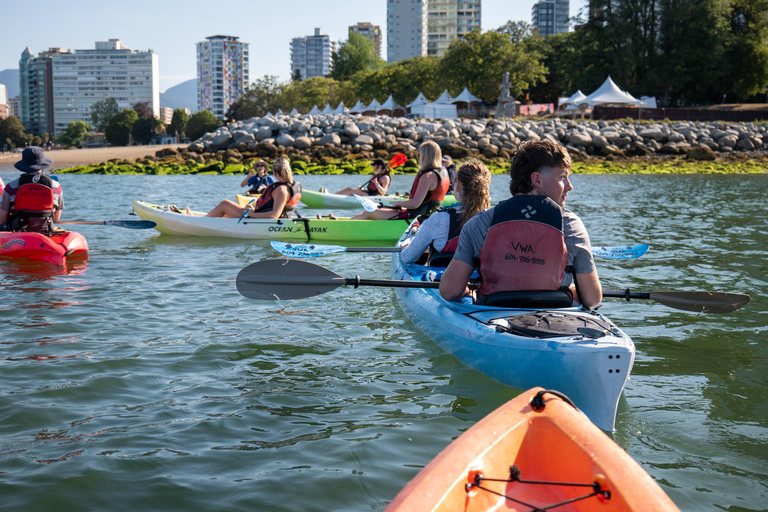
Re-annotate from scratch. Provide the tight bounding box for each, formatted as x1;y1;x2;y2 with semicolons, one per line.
334;187;368;196
350;208;402;220
205;200;247;218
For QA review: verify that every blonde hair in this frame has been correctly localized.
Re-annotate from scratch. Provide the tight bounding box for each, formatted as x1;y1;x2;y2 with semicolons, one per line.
419;140;442;171
272;157;293;183
456;159;491;227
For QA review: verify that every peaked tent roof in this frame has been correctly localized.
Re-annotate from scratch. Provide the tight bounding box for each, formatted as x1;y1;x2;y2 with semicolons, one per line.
332;102;349;114
363;98;382;112
580;77;641;107
451;87;481;105
379;95;404;112
561;90;587;108
289;107;299;116
349;100;366;113
308;105;321;115
434;90;453;104
321;103;333;114
276;108;284;116
407;92;428;108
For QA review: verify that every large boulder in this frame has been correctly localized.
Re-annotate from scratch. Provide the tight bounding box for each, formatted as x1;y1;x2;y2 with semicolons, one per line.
318;133;341;146
293;136;312;150
255;126;273;142
686;145;716;161
343;123;361;137
276;134;295;147
354;134;374;146
568;132;592;146
212;132;233;150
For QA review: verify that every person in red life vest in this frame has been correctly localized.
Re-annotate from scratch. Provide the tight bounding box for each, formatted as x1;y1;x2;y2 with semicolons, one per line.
0;146;64;235
332;158;391;197
350;141;449;220
0;177;4;196
399;159;491;266
182;157;301;219
439;140;602;308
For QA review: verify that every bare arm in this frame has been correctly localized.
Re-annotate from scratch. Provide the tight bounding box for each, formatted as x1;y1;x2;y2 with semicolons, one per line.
374;175;390;195
241;170;255;188
394;173;436;209
439;258;475;302
247;187;289;219
574;270;602;308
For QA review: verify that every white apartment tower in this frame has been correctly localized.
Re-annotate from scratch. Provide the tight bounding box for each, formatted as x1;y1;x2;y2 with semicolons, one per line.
50;39;159;135
290;28;335;80
349;22;383;59
197;35;250;120
387;0;428;63
532;0;570;37
427;0;482;57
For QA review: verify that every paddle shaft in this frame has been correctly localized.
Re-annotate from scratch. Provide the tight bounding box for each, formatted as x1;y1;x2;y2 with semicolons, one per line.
603;289;651;300
57;220;156;229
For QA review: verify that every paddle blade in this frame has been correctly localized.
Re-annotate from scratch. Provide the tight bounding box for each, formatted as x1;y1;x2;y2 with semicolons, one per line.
355;195;378;212
389;153;408;168
237;258;346;300
270;241;346;258
593;243;649;259
649;291;750;314
104;220;157;229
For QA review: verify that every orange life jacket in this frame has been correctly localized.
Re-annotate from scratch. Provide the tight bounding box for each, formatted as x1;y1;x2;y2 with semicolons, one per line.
8;173;56;234
406;168;449;217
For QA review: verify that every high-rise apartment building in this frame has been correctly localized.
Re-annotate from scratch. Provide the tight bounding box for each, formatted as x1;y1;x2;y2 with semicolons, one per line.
349;22;382;59
290;28;335;80
532;0;570;37
19;47;66;136
0;84;7;120
387;0;428;63
196;35;249;120
49;39;159;136
8;96;21;119
427;0;481;57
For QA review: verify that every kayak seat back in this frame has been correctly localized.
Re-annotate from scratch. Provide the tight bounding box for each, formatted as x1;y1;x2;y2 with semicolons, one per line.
426;251;454;268
479;290;573;309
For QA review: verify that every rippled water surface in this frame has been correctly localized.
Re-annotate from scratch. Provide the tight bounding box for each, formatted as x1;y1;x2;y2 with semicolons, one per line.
1;169;766;511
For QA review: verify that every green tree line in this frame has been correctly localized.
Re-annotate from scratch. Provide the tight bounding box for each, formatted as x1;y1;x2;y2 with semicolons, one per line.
227;1;768;120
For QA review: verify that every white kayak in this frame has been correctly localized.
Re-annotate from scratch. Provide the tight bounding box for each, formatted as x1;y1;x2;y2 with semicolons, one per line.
299;189;457;209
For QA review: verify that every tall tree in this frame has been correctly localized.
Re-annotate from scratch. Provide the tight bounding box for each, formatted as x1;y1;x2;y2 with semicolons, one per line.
722;0;768;101
132;101;154;119
105;109;139;146
132;116;163;145
90;97;119;132
280;77;340;113
57;121;92;148
226;76;285;120
185;110;221;141
330;32;383;81
169;109;189;139
0;116;28;149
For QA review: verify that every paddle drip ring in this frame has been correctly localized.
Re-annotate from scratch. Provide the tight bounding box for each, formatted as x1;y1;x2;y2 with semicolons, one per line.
465;465;611;509
530;389;578;412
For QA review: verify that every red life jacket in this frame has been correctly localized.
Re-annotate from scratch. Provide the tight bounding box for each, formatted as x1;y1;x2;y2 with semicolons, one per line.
365;173;388;195
8;173;56;234
477;195;568;297
406;168;450;217
254;181;302;218
427;208;462;267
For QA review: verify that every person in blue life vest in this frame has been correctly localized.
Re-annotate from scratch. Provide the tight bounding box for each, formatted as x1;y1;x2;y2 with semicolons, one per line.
350;141;449;220
442;155;457;194
332;158;391;197
439;140;602;308
0;146;64;235
241;159;275;195
179;157;301;219
399;159;491;266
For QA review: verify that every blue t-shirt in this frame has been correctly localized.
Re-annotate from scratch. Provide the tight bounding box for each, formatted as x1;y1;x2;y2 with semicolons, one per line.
248;174;276;190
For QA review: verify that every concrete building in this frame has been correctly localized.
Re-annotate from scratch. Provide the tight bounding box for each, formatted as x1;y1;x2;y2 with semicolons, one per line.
196;35;249;120
427;0;482;57
49;39;159;136
349;22;382;59
19;47;67;136
387;0;428;63
8;96;21;118
290;28;335;80
0;84;6;120
159;106;174;125
532;0;570;37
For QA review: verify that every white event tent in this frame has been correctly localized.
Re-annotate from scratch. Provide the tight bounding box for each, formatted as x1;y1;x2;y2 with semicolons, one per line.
289;107;299;116
580;77;641;108
308;105;321;115
332;102;349;114
348;100;366;114
378;95;405;116
560;90;587;110
321;103;333;115
451;87;482;106
362;98;382;115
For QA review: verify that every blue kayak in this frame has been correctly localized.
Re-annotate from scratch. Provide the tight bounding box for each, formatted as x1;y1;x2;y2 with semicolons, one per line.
390;230;635;432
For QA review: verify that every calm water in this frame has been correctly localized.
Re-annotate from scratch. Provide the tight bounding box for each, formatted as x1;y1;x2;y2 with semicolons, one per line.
1;168;766;511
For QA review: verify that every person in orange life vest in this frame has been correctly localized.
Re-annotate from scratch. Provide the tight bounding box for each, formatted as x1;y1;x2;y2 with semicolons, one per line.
400;159;491;266
332;158;391;197
0;177;4;196
192;157;301;219
350;141;449;220
439;140;602;308
241;159;276;195
0;146;64;234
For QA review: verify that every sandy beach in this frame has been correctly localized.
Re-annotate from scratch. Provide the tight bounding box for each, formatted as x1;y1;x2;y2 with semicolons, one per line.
0;145;187;172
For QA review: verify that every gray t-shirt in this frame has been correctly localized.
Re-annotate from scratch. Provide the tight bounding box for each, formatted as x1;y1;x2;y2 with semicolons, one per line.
453;203;595;288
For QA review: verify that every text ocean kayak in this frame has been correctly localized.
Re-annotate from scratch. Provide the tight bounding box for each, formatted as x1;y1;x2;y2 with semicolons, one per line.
390;229;634;432
385;387;679;512
132;201;411;242
0;230;89;265
297;189;457;209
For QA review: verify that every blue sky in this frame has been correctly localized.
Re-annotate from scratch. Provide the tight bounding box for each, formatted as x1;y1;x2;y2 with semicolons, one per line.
0;0;588;93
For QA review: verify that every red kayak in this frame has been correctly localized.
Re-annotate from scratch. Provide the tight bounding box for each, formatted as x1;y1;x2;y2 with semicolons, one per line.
385;388;680;512
0;230;89;266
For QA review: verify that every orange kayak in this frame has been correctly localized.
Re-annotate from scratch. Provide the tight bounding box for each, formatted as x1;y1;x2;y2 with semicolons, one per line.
0;231;89;266
385;388;680;512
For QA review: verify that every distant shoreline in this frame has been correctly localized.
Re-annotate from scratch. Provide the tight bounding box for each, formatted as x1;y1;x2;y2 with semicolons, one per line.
0;145;187;172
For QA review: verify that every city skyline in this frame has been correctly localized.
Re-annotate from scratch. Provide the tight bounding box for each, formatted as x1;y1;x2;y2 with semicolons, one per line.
0;0;588;94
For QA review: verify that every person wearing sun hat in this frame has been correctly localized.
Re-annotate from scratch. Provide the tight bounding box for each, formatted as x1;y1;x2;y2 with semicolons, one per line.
0;146;64;234
442;154;457;194
241;159;275;195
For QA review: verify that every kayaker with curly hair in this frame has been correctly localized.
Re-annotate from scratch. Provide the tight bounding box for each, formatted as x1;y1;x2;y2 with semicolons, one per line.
177;157;301;219
439;140;602;308
350;141;449;220
400;159;491;266
331;158;391;197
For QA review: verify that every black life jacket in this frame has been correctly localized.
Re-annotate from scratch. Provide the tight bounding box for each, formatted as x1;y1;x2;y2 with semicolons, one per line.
426;208;462;267
8;173;56;235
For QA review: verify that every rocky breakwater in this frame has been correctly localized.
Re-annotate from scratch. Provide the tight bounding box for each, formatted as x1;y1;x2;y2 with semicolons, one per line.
176;114;768;168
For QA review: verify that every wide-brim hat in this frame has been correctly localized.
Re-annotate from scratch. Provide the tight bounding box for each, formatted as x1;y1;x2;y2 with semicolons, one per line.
254;159;269;168
14;146;53;172
442;155;453;165
372;158;386;168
